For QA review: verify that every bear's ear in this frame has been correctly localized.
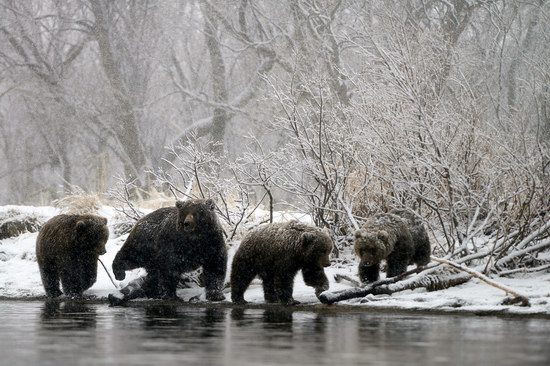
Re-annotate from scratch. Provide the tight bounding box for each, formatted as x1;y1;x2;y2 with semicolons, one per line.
101;217;108;225
76;220;87;232
302;232;316;246
354;230;363;239
176;201;184;209
205;198;216;211
378;230;389;241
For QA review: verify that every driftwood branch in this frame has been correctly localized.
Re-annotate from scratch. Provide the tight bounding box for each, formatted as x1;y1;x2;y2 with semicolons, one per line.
321;255;531;306
498;263;550;276
495;238;550;270
430;256;530;306
320;268;470;305
320;263;442;304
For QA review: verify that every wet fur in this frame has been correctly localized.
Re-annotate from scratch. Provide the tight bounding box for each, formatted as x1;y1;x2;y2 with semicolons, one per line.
354;211;430;283
112;199;227;301
36;214;109;297
231;221;333;305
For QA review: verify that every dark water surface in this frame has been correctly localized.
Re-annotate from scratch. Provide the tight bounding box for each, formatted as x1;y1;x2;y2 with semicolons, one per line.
0;301;549;366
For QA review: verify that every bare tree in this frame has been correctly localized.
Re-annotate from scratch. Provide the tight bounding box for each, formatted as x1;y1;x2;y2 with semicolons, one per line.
163;0;282;162
85;0;163;189
0;0;90;197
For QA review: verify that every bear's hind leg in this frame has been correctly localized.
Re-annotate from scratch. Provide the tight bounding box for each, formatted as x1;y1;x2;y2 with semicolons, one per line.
386;257;408;278
412;239;431;267
274;274;299;305
60;268;85;298
260;274;278;303
40;266;62;298
230;266;256;304
155;269;180;300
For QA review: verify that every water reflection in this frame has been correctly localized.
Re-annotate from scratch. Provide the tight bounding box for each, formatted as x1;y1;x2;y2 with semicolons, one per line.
0;302;549;366
262;307;294;325
142;305;226;339
40;299;97;330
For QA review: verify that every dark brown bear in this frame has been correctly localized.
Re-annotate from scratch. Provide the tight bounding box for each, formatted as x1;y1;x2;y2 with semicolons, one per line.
354;210;431;283
111;199;227;301
231;221;333;305
36;214;109;298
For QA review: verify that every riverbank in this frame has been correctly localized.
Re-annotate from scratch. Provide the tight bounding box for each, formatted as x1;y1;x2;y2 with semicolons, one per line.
1;296;550;320
1;205;550;318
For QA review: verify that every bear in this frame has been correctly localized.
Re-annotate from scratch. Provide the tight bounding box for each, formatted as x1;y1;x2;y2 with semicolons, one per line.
230;220;333;305
354;210;431;283
111;198;227;301
390;209;432;265
35;214;109;298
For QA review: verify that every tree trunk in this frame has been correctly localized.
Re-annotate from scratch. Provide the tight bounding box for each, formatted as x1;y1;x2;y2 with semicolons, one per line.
200;0;229;152
89;0;147;187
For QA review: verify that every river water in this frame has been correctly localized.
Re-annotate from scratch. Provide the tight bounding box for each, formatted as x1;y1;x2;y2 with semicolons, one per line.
0;301;549;365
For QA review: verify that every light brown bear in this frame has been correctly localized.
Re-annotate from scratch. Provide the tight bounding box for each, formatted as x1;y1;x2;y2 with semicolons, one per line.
36;214;109;297
354;210;430;283
231;221;333;305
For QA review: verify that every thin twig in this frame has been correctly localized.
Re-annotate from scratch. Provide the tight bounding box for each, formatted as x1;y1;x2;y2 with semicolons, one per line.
98;258;119;290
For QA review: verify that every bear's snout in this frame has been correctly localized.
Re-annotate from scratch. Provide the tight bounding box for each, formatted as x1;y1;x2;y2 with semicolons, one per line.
183;214;196;232
113;269;126;281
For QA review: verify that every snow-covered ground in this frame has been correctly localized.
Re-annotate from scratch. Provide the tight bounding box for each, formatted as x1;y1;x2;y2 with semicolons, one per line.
1;205;550;316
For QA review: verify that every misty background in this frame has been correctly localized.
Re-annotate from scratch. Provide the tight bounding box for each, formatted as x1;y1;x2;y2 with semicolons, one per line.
0;1;548;252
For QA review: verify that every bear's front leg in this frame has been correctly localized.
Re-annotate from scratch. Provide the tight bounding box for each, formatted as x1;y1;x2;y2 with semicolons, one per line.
358;261;380;283
302;267;329;298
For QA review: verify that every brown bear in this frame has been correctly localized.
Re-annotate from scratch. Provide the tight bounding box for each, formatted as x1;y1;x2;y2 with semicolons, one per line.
230;221;333;305
111;199;227;301
36;214;109;298
354;210;431;283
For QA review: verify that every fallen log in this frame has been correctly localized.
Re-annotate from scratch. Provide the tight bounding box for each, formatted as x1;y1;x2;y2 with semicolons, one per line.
320;256;531;306
319;270;471;305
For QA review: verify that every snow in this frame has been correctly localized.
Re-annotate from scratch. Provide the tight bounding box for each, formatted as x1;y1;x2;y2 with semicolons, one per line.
1;205;550;316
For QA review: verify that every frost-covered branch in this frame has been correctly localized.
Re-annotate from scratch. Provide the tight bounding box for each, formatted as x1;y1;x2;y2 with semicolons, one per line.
431;256;530;306
107;176;144;222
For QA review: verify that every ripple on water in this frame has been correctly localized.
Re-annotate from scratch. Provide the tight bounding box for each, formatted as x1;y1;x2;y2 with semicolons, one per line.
0;301;549;366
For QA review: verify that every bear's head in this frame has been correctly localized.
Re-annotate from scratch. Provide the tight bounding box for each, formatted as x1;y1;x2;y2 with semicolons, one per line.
354;229;390;266
175;198;217;233
302;228;333;268
76;215;109;256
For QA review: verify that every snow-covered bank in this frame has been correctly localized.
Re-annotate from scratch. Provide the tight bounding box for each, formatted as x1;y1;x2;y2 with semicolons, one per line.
1;205;550;316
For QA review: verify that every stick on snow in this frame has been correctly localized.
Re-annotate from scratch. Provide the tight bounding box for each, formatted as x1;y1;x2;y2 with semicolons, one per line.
430;256;530;306
98;258;119;290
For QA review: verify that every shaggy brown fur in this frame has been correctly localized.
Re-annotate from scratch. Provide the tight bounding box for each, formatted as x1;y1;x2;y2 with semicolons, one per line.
112;199;227;301
36;214;109;297
390;209;432;266
231;221;333;305
354;211;430;283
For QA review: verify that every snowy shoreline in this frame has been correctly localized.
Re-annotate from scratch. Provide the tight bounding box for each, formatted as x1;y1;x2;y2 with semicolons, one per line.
1;205;550;317
1;296;549;319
